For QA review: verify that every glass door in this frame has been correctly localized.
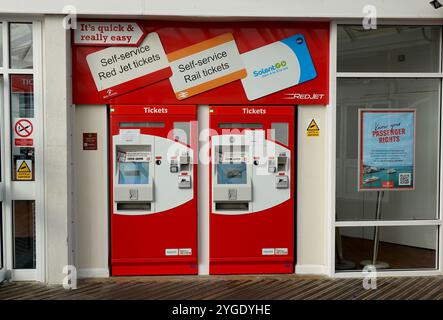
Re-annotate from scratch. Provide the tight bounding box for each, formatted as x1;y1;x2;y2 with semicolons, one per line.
0;21;42;281
0;205;4;282
0;68;4;283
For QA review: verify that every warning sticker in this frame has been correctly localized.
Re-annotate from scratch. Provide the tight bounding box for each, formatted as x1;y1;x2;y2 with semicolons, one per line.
306;119;320;137
15;138;33;147
15;119;33;137
13;118;34;146
16;159;32;181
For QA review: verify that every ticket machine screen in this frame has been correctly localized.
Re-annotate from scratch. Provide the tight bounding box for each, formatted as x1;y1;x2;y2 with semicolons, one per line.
217;163;247;185
118;162;149;185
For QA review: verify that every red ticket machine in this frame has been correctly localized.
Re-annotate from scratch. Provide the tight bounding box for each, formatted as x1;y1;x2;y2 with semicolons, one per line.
209;106;295;274
110;105;198;275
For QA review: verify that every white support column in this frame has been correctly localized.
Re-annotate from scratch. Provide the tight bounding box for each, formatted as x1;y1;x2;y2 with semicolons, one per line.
198;105;210;275
74;105;109;279
42;15;73;284
296;105;328;275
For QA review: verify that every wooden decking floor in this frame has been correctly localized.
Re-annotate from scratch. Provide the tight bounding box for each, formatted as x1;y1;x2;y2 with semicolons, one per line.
1;275;443;300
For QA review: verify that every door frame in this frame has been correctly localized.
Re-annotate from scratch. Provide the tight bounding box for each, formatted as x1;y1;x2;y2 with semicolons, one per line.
0;18;44;282
0;205;4;282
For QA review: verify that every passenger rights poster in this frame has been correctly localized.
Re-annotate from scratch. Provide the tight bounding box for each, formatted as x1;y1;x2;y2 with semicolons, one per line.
358;109;415;191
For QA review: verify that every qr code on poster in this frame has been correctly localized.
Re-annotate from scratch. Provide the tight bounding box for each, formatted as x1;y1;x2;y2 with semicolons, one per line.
398;173;412;186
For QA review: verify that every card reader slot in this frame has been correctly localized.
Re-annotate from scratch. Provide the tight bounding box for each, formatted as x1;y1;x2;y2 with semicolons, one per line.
215;202;249;211
117;202;151;211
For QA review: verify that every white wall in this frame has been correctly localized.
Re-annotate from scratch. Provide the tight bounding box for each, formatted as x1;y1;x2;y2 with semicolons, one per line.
42;15;73;284
0;0;442;19
74;105;109;278
296;105;329;275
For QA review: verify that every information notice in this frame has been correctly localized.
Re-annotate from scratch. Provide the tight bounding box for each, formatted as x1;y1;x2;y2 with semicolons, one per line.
358;109;415;191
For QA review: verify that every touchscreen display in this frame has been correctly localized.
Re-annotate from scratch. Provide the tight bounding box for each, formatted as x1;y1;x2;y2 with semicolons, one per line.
118;162;149;184
217;163;247;184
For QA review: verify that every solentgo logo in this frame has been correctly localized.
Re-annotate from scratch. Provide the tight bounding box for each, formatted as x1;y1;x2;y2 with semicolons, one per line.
144;107;168;114
253;61;288;77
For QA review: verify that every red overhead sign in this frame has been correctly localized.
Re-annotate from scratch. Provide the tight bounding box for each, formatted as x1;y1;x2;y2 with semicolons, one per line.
72;21;329;105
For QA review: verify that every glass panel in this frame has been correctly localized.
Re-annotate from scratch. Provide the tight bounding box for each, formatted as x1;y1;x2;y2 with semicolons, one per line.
173;122;190;145
9;23;33;69
336;226;438;272
271;123;288;145
0;23;3;67
0;76;3;183
336;78;440;220
118;162;149;184
0;206;3;269
217;163;247;184
337;26;441;73
10;74;35;181
13;200;35;269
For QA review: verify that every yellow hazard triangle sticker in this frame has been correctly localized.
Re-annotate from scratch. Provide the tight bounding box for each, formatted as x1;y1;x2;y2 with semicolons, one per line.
306;119;320;137
16;160;32;180
18;161;31;172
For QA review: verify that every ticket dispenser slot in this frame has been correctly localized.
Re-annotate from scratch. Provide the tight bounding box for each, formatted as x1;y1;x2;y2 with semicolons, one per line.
213;139;252;211
179;153;191;172
173;151;192;189
276;153;289;189
114;145;153;213
178;175;191;189
277;154;288;171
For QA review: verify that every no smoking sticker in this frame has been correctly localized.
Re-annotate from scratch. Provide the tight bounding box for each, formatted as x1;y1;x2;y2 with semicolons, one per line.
15;119;33;137
13;118;34;147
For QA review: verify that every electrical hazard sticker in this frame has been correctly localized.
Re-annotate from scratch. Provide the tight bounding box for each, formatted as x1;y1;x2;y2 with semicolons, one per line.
306;119;320;137
16;159;32;181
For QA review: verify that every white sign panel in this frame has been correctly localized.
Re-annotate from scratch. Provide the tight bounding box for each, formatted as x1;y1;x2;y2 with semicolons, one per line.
74;21;146;46
86;32;172;99
241;34;317;101
167;33;246;100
